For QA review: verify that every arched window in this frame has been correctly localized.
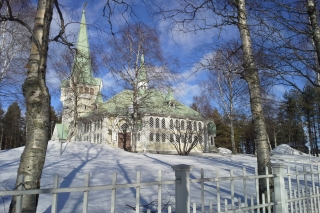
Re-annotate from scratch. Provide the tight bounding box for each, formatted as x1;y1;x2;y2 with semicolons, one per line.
162;118;166;129
156;133;160;142
187;121;192;130
85;87;89;94
181;120;185;130
161;133;166;142
175;120;179;129
155;118;160;128
149;132;154;141
79;86;83;94
170;134;174;142
149;117;154;128
137;133;140;141
170;119;174;129
175;134;180;143
198;122;202;130
90;88;94;95
194;121;197;131
121;123;128;132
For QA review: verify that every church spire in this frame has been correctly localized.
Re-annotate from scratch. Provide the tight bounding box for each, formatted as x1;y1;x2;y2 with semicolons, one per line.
137;54;147;82
137;53;148;94
72;6;93;82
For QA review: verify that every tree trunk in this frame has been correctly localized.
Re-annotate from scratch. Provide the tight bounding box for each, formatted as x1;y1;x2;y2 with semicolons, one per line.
307;113;315;155
0;127;3;150
9;0;53;212
228;77;236;154
230;120;236;154
307;0;320;70
312;116;319;156
236;0;272;197
273;128;277;147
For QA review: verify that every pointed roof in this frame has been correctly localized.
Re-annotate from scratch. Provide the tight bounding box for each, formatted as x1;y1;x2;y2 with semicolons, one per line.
165;88;175;102
137;54;147;82
66;9;101;87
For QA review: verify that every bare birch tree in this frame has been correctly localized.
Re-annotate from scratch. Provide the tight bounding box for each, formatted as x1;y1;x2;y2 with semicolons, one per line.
153;0;272;196
0;0;74;211
168;120;205;155
0;0;34;104
103;23;173;152
0;0;54;211
201;42;249;154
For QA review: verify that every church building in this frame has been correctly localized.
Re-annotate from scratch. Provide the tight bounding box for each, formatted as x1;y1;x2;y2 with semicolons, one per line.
52;9;217;154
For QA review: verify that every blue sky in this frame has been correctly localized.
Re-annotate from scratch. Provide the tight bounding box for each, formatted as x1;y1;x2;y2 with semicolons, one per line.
47;0;227;111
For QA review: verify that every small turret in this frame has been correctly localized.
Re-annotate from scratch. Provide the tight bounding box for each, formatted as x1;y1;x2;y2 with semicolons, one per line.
165;88;175;108
137;54;148;95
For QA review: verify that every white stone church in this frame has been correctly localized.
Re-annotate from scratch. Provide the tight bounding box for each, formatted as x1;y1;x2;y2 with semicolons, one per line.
52;9;217;154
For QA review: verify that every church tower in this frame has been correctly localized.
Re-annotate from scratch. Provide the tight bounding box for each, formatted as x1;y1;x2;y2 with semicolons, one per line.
137;54;148;95
61;8;102;125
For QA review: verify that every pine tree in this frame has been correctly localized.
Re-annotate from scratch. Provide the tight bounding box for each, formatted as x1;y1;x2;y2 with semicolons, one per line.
3;102;22;149
49;106;59;140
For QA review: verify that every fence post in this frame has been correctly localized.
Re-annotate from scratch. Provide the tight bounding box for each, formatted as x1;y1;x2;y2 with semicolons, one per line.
15;175;24;213
271;163;287;213
171;164;193;213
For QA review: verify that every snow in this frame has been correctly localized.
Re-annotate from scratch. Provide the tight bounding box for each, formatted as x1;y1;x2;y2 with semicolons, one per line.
271;144;308;156
0;141;319;213
217;147;232;154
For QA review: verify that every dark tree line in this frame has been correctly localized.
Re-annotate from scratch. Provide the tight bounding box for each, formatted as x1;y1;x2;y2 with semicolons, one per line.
192;82;320;156
0;103;60;150
0;102;24;150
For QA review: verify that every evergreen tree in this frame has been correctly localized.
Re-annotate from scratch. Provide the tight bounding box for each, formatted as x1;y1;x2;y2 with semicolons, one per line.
49;106;60;140
277;90;306;152
300;85;318;156
3;102;23;149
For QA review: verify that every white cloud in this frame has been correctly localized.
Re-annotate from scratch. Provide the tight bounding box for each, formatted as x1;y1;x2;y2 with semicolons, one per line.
102;72;117;88
173;82;201;106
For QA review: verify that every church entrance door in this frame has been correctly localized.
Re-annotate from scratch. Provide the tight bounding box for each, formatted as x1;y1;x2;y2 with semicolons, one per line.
118;132;131;151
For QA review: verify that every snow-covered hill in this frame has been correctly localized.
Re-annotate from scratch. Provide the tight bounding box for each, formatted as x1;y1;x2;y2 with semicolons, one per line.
0;141;318;212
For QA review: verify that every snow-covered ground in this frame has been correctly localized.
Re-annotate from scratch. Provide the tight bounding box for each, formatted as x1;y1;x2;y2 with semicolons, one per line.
0;141;319;213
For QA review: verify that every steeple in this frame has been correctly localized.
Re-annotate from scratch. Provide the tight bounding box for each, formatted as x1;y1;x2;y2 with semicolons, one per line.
72;7;95;84
137;54;147;82
137;54;148;94
165;88;175;102
165;88;175;108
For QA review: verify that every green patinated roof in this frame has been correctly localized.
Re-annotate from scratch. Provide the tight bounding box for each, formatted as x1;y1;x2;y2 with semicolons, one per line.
56;123;68;140
61;9;101;88
83;89;204;120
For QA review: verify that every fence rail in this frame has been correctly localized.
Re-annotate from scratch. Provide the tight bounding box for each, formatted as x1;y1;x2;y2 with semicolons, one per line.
1;163;319;213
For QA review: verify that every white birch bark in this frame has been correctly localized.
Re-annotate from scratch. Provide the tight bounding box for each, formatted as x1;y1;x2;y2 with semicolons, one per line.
235;0;272;195
9;0;53;212
307;0;320;71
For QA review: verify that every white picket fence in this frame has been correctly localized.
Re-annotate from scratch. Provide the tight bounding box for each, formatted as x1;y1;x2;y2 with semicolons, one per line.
1;163;320;213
